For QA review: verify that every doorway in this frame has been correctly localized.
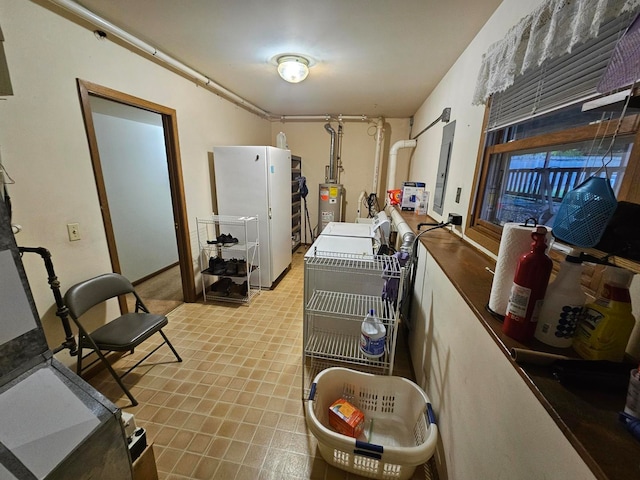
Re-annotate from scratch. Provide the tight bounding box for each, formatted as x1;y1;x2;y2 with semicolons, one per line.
77;79;196;312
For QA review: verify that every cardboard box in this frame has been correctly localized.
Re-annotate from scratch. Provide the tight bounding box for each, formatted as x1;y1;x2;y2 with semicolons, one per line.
401;182;426;211
329;398;365;438
132;443;158;480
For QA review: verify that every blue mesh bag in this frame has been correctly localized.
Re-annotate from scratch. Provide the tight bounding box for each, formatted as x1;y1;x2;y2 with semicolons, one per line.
552;177;617;248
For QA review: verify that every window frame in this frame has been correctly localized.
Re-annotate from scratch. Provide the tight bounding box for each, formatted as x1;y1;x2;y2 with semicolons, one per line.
466;102;640;259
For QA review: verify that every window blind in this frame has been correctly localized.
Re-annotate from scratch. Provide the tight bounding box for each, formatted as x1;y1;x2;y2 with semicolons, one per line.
488;13;635;131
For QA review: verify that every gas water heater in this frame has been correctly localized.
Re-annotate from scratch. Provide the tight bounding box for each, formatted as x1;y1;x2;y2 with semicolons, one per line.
318;182;343;230
318;123;343;232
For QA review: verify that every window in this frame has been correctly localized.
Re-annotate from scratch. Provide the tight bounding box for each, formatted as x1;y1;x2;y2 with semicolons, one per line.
479;112;634;228
468;104;640;255
467;10;640;258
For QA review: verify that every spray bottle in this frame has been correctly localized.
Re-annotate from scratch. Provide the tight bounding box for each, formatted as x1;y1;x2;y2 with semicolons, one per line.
534;249;587;348
502;226;553;343
573;266;636;362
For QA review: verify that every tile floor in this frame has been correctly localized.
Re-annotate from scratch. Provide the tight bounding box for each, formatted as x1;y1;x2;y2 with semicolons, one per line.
86;248;430;480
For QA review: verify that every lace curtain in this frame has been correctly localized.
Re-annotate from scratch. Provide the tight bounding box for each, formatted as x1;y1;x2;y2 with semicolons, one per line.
472;0;640;105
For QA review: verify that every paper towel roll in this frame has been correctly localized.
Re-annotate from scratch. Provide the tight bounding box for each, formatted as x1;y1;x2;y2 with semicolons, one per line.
488;223;538;317
510;348;572;366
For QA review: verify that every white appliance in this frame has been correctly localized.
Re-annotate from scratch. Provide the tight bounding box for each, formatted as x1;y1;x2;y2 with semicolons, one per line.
304;234;375;258
318;211;390;253
320;221;374;238
213;146;292;288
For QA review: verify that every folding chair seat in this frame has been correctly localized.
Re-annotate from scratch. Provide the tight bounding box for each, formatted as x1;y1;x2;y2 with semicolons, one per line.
64;272;182;406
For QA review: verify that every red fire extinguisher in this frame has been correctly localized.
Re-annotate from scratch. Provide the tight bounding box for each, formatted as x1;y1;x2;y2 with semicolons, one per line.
502;226;553;343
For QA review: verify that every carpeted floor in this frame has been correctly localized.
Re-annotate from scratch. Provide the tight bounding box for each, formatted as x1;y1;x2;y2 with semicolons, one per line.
128;264;184;315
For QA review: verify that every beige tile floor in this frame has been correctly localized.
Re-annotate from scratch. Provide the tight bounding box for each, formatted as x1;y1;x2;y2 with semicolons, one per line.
86;248;430;480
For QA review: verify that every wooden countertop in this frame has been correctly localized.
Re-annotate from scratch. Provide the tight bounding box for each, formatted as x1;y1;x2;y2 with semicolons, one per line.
396;209;640;480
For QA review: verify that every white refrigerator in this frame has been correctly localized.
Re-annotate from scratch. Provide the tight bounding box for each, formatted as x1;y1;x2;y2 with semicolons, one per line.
212;146;292;288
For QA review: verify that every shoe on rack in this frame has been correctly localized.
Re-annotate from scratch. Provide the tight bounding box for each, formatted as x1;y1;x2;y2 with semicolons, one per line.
219;233;238;247
236;259;247;276
229;280;249;298
209;256;227;275
210;277;232;296
225;258;238;275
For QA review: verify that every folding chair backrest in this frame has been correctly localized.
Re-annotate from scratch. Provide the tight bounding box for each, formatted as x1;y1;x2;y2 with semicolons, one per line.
65;273;135;319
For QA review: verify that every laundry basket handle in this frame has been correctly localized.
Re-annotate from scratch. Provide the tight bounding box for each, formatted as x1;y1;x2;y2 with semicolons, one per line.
427;403;437;425
308;382;317;401
354;439;384;460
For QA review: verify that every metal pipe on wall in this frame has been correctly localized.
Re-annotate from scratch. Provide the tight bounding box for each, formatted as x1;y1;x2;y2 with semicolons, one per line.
324;123;338;182
278;115;369;122
48;0;269;118
371;117;385;196
48;1;381;124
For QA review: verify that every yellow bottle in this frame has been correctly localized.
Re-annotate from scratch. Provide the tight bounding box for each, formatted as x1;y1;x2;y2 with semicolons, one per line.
573;266;636;362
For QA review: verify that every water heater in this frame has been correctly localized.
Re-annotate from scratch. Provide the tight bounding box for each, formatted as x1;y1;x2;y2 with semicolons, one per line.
318;182;343;232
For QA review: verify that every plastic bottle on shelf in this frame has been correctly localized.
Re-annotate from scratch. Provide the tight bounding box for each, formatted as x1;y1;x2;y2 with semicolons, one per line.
276;131;288;149
502;226;553;343
534;250;587;348
360;310;386;359
573;266;636;362
624;366;640;419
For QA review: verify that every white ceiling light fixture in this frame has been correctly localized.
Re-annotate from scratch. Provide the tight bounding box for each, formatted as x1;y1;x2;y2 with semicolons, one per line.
277;55;309;83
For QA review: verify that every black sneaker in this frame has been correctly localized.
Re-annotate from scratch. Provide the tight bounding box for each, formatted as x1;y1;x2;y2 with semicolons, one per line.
210;277;232;295
236;259;247;276
225;258;238;275
208;256;227;275
229;280;248;298
221;233;238;247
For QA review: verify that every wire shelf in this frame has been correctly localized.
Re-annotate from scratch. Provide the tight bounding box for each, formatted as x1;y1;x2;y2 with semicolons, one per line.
306;290;396;322
305;331;391;365
305;251;402;278
303;248;405;400
197;215;260;305
196;214;258;225
200;241;258;252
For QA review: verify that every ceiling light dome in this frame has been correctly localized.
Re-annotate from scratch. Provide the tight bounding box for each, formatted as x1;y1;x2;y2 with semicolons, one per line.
277;55;309;83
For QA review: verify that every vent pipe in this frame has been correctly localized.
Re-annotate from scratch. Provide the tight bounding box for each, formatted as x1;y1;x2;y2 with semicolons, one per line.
386;139;417;193
324;123;338;182
371;117;385;196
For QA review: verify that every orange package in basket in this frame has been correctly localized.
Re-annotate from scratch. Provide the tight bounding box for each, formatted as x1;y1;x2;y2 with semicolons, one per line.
328;398;365;438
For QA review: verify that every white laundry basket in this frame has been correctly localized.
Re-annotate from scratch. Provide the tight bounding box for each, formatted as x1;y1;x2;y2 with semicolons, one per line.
306;367;438;480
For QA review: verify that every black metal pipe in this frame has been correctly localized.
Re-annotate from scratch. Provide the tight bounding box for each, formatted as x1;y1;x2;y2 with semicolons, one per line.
18;246;78;355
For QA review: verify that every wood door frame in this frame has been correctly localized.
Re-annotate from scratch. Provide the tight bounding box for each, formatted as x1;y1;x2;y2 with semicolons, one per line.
76;79;196;306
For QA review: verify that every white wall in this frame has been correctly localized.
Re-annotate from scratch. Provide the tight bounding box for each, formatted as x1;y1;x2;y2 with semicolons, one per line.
409;0;546;229
91;98;178;283
0;0;270;363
